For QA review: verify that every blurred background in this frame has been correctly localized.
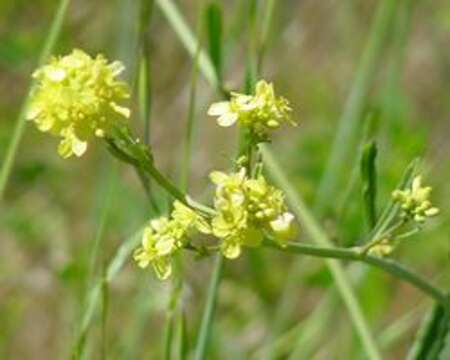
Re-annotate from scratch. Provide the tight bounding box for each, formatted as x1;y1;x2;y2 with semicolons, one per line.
0;0;449;358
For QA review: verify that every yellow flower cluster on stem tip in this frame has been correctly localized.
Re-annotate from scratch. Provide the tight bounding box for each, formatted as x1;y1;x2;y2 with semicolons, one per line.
27;49;130;158
207;80;294;138
210;168;295;259
367;239;394;257
133;201;211;280
392;176;439;223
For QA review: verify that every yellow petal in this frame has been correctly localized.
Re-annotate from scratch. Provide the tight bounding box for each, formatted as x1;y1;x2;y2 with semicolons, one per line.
72;138;88;157
208;101;230;116
221;240;241;259
110;102;131;118
153;258;172;280
209;171;229;185
217;112;238;127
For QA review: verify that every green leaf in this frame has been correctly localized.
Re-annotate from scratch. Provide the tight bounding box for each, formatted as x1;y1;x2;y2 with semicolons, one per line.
407;303;450;360
205;2;223;83
361;140;378;228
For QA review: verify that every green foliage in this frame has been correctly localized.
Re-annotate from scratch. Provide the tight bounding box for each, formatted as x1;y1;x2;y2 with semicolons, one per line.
1;1;449;359
407;303;450;360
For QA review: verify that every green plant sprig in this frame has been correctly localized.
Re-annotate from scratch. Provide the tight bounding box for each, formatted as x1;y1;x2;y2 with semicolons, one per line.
263;240;449;310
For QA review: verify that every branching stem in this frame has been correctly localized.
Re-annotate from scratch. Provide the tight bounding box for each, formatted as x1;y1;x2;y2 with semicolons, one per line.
263;240;449;310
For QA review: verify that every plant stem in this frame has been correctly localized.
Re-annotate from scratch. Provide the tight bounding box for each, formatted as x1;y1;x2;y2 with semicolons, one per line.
156;1;382;358
0;0;71;201
163;311;175;360
360;218;407;254
262;146;382;359
194;255;224;360
263;241;449;309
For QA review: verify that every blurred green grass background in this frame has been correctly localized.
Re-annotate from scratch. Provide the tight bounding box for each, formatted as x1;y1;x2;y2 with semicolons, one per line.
0;0;449;358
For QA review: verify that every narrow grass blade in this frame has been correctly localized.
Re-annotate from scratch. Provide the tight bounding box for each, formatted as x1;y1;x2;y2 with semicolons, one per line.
361;140;378;228
138;50;152;145
100;264;109;360
0;0;70;200
261;147;382;360
180;7;204;192
257;0;276;72
205;1;223;83
136;0;154;144
408;303;450;359
315;0;398;215
176;311;189;360
163;311;175;360
155;0;219;91
72;229;142;358
194;255;224;360
407;303;450;360
383;0;414;125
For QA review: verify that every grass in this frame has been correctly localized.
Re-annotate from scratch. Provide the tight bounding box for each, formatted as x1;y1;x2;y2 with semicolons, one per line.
1;1;449;359
0;0;71;201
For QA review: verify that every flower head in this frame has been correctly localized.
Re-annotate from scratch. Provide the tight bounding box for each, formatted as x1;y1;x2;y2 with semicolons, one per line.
392;176;439;223
133;218;179;280
208;80;294;138
134;201;210;279
367;239;394;257
210;168;295;259
27;49;130;158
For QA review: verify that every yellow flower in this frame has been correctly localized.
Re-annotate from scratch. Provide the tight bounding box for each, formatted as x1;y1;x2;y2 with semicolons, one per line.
208;80;294;137
171;200;211;235
134;201;211;279
133;220;178;280
367;239;394;258
392;176;439;223
269;212;295;242
245;175;294;244
210;168;295;258
27;49;130;158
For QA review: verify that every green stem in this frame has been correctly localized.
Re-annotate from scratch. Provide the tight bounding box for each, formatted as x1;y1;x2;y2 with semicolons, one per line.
263;241;449;309
262;146;382;360
156;1;382;358
163;312;175;360
361;219;406;254
0;0;71;201
194;255;224;360
140;160;186;204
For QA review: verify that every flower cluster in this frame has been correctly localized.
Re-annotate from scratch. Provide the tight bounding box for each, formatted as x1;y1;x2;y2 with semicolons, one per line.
27;49;130;158
210;168;295;259
133;201;211;279
208;80;294;138
392;176;439;223
134;169;295;279
367;239;394;257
